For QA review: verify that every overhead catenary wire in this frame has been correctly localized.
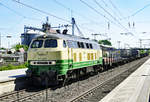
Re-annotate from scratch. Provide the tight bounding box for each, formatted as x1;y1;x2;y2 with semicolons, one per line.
0;2;42;21
108;0;124;18
131;3;150;17
101;0;108;7
12;0;70;23
0;1;44;34
79;0;131;34
93;0;131;35
79;0;116;25
52;0;105;28
121;2;150;20
100;0;135;35
53;0;70;11
99;0;122;21
107;0;137;35
53;0;109;36
0;2;25;18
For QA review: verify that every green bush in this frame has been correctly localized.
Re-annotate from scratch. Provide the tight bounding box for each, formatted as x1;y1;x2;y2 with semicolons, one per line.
0;63;26;71
13;43;29;51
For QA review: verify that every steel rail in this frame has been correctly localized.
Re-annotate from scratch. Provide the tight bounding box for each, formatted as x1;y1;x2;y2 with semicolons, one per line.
69;61;142;102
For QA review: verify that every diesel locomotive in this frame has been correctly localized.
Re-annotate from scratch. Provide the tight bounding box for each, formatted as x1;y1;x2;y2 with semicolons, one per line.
26;33;103;85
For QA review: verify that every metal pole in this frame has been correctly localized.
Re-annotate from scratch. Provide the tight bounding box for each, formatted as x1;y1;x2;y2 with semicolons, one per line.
0;33;1;48
117;41;121;49
139;39;142;48
6;36;11;49
72;18;75;36
94;34;96;40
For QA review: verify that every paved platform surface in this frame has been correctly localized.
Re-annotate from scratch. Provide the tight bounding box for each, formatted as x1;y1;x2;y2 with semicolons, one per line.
100;58;150;102
0;68;27;82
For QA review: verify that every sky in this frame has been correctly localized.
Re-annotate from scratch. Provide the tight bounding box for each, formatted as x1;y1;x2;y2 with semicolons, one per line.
1;0;150;49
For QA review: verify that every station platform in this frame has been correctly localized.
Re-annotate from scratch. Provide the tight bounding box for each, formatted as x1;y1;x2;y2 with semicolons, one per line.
0;68;27;83
100;58;150;102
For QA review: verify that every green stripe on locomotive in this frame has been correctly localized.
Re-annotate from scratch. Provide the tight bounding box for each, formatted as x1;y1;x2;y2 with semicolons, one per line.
28;57;103;76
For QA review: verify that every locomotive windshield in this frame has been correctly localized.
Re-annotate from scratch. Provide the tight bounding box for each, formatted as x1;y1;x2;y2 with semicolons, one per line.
44;39;57;48
31;40;43;48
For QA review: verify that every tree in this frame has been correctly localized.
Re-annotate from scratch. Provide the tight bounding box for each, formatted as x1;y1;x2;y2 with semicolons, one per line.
13;44;29;51
98;40;112;46
0;47;6;50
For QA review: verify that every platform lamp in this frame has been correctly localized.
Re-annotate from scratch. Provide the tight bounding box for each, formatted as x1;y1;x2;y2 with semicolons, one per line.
117;41;121;49
0;33;1;48
6;35;12;49
0;33;5;49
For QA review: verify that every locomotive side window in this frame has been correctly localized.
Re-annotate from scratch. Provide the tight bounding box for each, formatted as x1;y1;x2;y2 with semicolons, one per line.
67;40;97;49
67;40;74;48
67;40;72;48
44;39;57;48
77;42;81;48
81;42;84;48
63;40;67;48
89;44;93;49
73;41;78;48
86;43;90;49
31;40;43;48
77;42;85;48
67;40;78;48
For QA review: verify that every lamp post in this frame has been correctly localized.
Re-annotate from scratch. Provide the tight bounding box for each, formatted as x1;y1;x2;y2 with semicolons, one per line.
6;36;12;49
139;39;142;48
0;33;1;49
117;41;121;49
0;34;5;49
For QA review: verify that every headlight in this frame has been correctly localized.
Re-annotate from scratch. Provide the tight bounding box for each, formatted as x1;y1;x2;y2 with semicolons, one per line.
30;61;56;65
30;61;36;65
51;61;56;65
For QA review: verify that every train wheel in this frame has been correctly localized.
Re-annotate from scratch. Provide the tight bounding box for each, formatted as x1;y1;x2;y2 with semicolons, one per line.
93;66;97;74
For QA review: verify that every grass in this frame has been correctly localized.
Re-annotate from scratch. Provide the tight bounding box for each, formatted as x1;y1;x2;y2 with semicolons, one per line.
0;62;28;71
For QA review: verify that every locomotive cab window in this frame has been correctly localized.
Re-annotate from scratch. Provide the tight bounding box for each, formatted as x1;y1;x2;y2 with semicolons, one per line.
44;39;57;48
31;40;43;48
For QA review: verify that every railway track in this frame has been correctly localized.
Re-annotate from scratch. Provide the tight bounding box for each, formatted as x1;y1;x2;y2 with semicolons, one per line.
69;58;147;102
0;57;148;102
0;88;48;102
0;81;54;102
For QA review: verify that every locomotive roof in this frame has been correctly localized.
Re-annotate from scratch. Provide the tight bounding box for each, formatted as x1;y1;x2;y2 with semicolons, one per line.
35;33;98;44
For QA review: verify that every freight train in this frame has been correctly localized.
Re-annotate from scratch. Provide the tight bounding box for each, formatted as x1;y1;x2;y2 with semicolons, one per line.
26;33;149;86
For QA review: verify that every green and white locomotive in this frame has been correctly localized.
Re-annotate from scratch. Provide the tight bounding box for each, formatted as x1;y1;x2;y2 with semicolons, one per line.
26;33;103;85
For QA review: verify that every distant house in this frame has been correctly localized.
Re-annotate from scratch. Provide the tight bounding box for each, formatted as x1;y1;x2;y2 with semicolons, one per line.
0;52;25;63
0;50;7;54
0;55;3;63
